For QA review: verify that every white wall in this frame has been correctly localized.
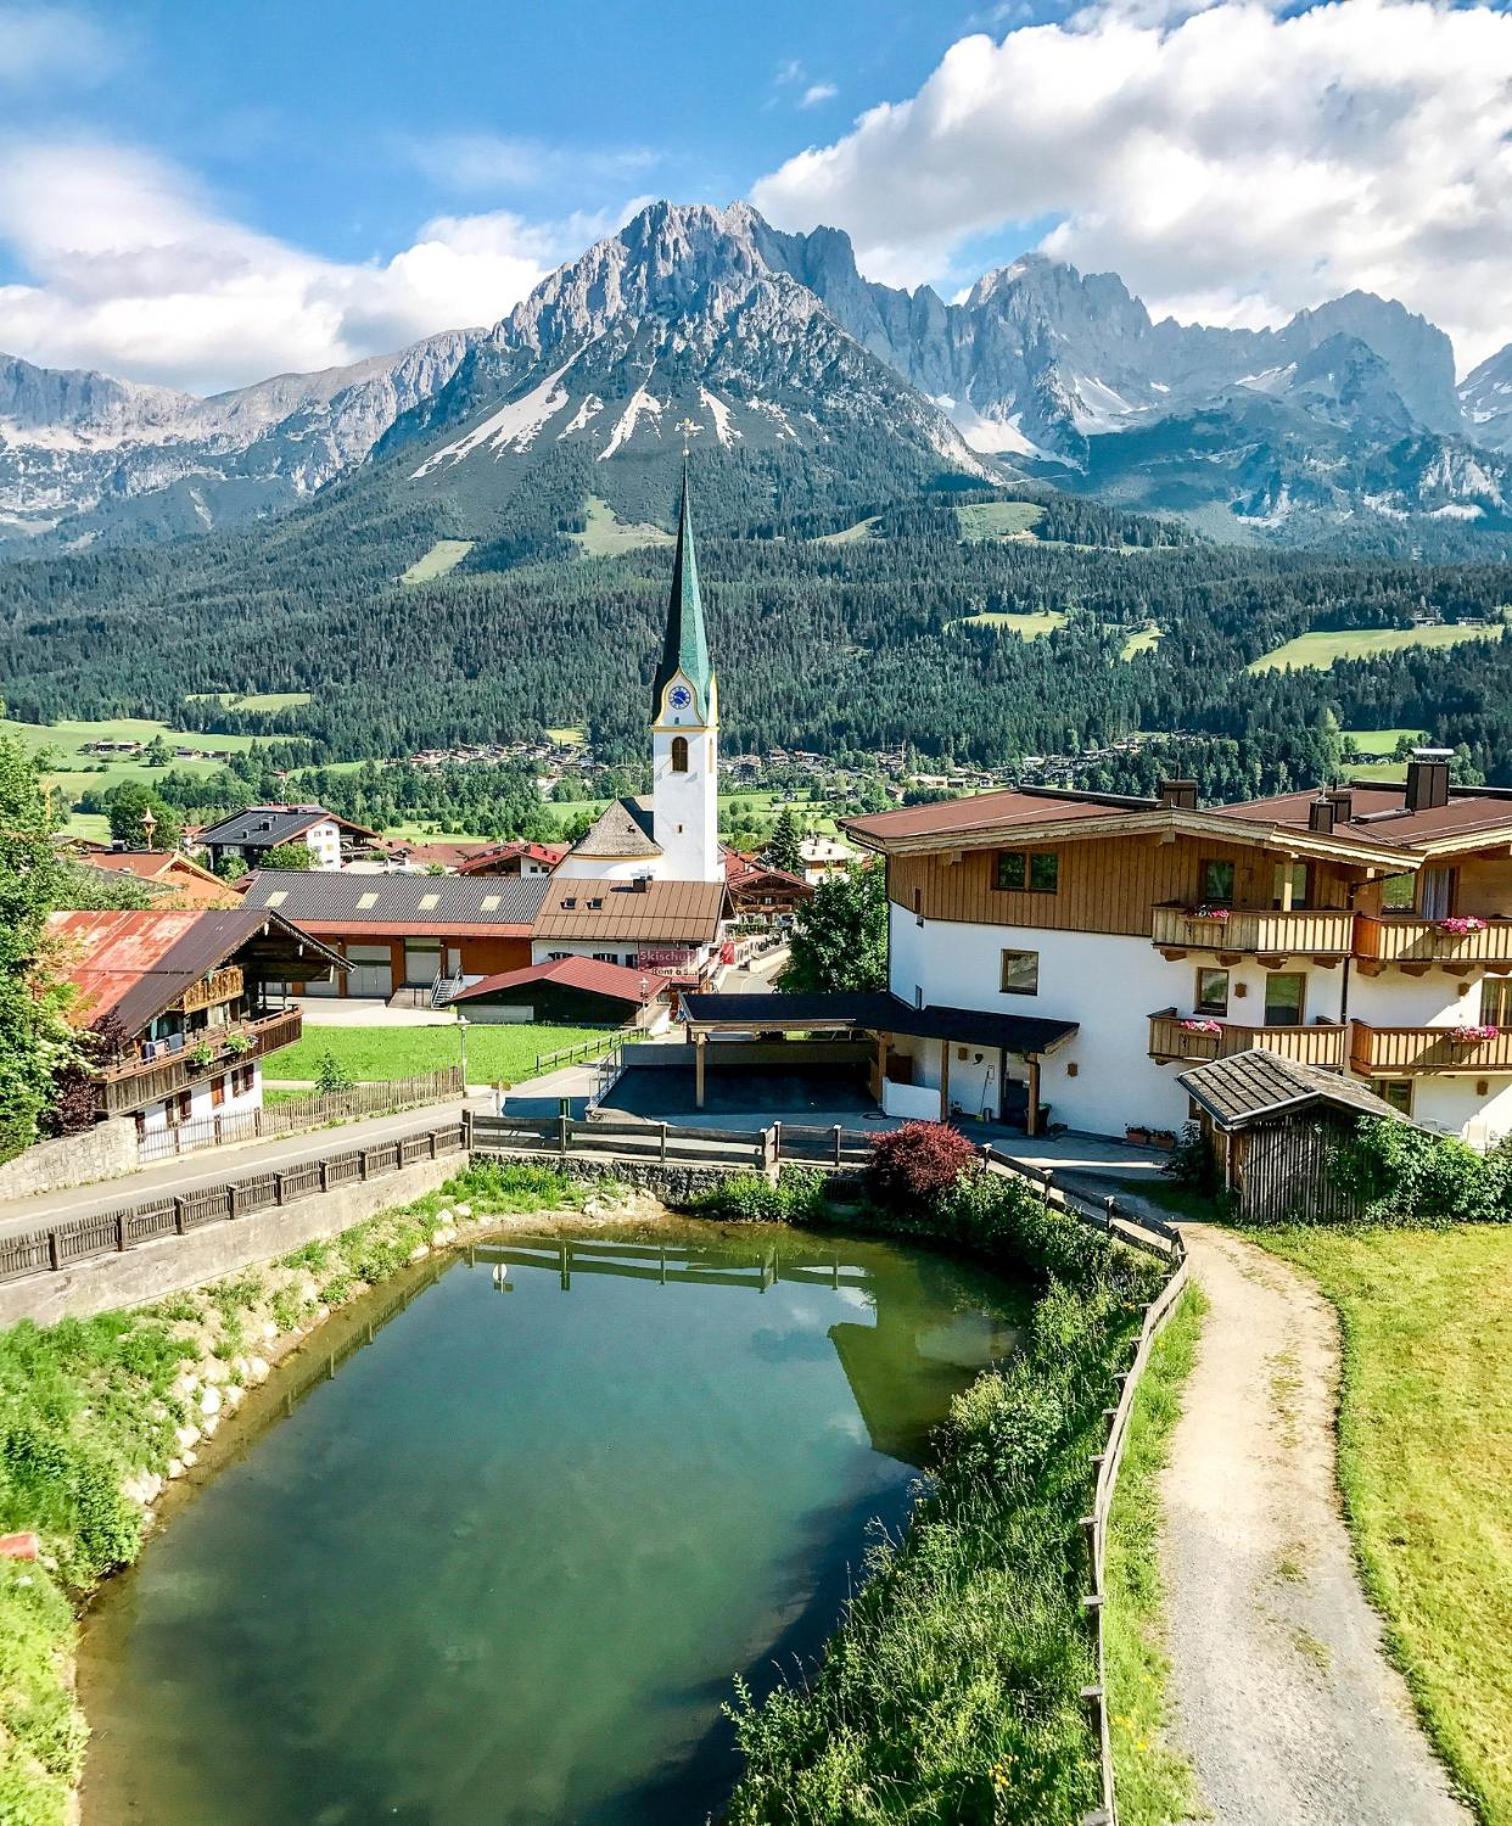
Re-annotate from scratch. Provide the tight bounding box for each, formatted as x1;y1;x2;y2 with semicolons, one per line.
652;675;720;882
1348;970;1484;1027
305;820;343;870
555;854;657;882
1412;1074;1512;1147
136;1061;263;1135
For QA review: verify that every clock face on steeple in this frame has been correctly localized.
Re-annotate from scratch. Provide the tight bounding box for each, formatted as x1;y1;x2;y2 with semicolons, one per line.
668;683;692;711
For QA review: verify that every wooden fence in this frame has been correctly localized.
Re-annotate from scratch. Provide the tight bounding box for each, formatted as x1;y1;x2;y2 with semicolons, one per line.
0;1121;467;1288
137;1069;465;1164
470;1113;875;1172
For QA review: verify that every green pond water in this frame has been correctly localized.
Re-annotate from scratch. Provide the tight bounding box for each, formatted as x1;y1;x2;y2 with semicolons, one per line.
81;1224;1026;1826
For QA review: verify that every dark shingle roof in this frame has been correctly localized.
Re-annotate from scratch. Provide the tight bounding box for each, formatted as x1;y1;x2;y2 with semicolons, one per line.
241;871;549;932
1177;1049;1411;1131
681;991;1076;1055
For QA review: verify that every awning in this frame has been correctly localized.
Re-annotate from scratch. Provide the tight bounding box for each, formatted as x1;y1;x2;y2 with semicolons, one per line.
680;991;1077;1058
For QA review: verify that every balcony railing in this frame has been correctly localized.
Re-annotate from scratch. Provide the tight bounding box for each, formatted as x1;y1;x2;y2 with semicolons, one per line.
1149;1009;1347;1069
96;1009;303;1115
1349;1021;1512;1077
180;965;244;1014
1152;904;1355;958
1354;914;1512;969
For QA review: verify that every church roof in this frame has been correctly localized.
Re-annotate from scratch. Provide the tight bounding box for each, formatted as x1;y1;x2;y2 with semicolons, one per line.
570;795;662;859
650;467;714;722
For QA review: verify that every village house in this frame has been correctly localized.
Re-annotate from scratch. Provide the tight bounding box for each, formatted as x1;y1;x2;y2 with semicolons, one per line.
839;752;1512;1147
45;907;342;1138
723;849;812;925
456;840;569;877
79;848;235;906
237;872;550;1000
197;804;381;873
446;956;674;1027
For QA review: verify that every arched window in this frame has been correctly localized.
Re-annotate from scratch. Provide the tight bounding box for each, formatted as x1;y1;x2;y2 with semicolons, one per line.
671;736;689;774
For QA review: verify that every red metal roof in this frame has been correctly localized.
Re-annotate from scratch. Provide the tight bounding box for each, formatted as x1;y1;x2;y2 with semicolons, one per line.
452;956;667;1005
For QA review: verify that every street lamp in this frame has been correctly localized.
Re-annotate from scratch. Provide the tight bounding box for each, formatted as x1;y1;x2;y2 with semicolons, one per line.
456;1013;470;1094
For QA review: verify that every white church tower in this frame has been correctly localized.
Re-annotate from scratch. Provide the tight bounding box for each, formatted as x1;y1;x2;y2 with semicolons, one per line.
649;465;721;881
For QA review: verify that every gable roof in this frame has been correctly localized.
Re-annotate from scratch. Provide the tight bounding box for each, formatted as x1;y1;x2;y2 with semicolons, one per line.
198;804;379;848
650;466;714;722
455;840;569;874
1177;1048;1412;1131
240;871;550;934
83;850;233;903
569;795;662;860
451;956;669;1006
533;876;725;943
45;907;346;1038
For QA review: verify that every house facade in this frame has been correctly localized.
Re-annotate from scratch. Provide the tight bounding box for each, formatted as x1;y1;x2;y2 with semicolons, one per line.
197;804;380;873
46;907;342;1137
845;755;1512;1147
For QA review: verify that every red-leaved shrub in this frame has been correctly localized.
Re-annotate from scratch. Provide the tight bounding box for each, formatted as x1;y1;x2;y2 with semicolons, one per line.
866;1121;979;1210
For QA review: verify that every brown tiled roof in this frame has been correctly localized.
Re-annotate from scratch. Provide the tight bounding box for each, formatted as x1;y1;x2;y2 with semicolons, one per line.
846;788;1127;844
533;877;725;942
1223;786;1512;850
452;956;668;1005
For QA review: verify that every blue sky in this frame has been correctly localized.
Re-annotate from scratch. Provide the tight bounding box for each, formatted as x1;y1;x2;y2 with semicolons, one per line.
2;0;1508;388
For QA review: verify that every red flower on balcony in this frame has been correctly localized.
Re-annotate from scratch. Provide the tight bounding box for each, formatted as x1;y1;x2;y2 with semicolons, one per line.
1179;1017;1223;1036
1449;1024;1499;1044
1438;916;1487;935
1189;905;1231;922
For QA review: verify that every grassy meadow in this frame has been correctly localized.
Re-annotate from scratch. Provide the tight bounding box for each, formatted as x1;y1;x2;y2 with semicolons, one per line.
1248;624;1504;674
269;1022;610;1086
398;539;475;584
956;500;1046;542
1253;1224;1512;1824
570;495;674;557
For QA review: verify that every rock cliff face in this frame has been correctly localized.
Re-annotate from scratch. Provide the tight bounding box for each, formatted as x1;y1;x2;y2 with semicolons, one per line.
4;197;1510;551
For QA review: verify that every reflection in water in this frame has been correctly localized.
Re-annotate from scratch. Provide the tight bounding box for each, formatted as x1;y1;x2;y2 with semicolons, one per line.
81;1226;1024;1826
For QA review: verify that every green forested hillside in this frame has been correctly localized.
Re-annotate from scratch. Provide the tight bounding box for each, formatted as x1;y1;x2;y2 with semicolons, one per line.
3;478;1511;794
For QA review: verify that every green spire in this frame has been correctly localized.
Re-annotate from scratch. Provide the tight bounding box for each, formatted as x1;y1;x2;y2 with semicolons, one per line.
651;464;714;723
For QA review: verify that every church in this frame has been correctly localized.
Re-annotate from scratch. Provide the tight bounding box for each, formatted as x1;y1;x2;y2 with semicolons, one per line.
556;467;722;886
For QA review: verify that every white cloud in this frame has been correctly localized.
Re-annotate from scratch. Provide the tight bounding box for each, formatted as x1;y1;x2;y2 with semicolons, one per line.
798;82;838;109
751;0;1512;370
0;142;634;392
404;131;661;193
0;4;116;84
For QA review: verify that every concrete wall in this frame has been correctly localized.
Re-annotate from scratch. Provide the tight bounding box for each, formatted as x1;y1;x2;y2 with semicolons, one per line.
0;1120;139;1201
0;1156;458;1328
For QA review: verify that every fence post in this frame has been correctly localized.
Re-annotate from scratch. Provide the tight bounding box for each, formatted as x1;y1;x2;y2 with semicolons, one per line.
174;1197;188;1235
48;1228;62;1271
463;1107;474;1152
226;1183;240;1220
660;1122;668;1162
358;1149;369;1183
319;1161;330;1193
772;1119;782;1163
558;1112;570;1160
832;1124;842;1167
428;1130;438;1159
116;1212;128;1252
274;1172;286;1207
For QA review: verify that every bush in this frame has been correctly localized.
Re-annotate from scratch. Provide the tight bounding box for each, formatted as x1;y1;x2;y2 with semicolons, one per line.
1327;1117;1501;1227
866;1122;981;1211
693;1169;830;1223
313;1050;354;1094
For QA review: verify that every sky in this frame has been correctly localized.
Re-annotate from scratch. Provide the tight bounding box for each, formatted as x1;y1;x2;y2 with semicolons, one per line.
2;0;1511;393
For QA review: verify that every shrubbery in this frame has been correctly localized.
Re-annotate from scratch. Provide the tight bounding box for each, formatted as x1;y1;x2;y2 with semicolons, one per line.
866;1120;982;1209
1327;1118;1512;1227
692;1168;830;1224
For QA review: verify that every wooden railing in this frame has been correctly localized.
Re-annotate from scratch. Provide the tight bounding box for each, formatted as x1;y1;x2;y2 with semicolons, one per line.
470;1113;876;1172
136;1067;465;1164
0;1120;466;1287
96;1009;304;1116
180;965;244;1014
1349;1021;1512;1076
532;1025;645;1076
1151;904;1354;957
1354;914;1512;967
1148;1010;1347;1068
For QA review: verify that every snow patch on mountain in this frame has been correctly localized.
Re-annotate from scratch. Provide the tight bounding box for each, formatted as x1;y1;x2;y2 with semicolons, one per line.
699;386;739;447
412;351;579;476
599;382;664;460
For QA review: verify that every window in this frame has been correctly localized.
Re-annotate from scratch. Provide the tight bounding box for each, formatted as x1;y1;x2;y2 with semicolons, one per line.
994;850;1059;893
356;891;379;909
913;886;924;927
1419;867;1456;921
232;1064;255;1096
264;890;287;908
1199;859;1235;904
1272;860;1309;908
1483;979;1512;1026
211;1074;227;1109
671;735;689;773
1263;972;1306;1027
418;892;440;911
1195;967;1230;1017
1000;949;1040;995
1370;1079;1414;1116
480;894;501;912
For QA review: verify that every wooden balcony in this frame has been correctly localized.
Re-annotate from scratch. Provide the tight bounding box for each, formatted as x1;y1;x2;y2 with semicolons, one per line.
1149;1009;1347;1069
1354;914;1512;972
95;1009;302;1116
181;965;244;1014
1349;1020;1512;1077
1152;904;1355;960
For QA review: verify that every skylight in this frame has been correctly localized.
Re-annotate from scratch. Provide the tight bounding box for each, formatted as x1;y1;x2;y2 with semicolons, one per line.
418;892;440;910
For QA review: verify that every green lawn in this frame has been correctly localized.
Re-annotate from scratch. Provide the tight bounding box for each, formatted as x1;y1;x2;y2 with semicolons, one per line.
812;515;880;545
186;690;313;713
1120;623;1163;660
1248;624;1504;673
399;538;475;584
571;495;674;557
1105;1286;1207;1826
1343;727;1425;756
270;1022;612;1086
954;608;1068;639
4;712;271;820
1252;1225;1512;1824
956;500;1045;542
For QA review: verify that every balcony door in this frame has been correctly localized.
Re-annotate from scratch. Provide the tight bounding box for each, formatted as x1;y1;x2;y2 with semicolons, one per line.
1419;867;1456;921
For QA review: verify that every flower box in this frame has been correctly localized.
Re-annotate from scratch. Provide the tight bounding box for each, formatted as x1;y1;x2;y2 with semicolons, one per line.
1449;1024;1499;1045
1438;916;1487;936
1179;1018;1223;1036
1188;905;1231;923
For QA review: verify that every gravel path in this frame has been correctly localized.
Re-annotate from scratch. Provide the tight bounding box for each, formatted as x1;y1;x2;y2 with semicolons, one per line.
1163;1224;1469;1826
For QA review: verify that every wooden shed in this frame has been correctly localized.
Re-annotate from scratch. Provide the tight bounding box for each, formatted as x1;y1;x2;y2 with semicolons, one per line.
1176;1048;1417;1223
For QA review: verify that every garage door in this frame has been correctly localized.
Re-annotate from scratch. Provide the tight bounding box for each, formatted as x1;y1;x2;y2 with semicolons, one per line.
346;944;393;998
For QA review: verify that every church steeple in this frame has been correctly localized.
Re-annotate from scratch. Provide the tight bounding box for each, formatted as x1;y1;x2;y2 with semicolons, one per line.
651;465;715;725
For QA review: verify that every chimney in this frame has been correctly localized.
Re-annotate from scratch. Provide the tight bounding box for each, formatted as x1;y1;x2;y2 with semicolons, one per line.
1405;748;1452;813
1327;787;1354;824
1308;795;1336;835
1158;779;1198;811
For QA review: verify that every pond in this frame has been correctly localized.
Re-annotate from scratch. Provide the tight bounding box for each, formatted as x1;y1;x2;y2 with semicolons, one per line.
81;1223;1027;1826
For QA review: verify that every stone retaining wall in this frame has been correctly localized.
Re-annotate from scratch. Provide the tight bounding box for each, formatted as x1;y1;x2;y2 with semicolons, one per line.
0;1121;138;1202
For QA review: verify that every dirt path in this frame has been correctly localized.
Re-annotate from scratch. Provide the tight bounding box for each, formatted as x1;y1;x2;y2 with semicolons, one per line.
1163;1224;1469;1826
